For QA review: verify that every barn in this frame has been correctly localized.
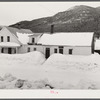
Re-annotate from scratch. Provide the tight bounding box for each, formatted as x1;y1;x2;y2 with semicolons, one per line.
37;32;95;58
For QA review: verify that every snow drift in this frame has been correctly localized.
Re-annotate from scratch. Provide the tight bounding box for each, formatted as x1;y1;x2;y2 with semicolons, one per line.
44;53;100;71
1;52;100;89
0;51;46;66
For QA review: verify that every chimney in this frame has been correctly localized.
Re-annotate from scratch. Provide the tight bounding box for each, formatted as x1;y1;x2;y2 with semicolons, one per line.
50;24;54;34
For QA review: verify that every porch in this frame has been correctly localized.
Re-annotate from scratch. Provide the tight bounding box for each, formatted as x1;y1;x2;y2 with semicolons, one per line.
0;42;20;54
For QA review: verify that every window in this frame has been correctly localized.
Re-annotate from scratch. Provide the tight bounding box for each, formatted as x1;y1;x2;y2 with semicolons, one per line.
69;49;73;54
32;38;35;43
54;49;57;53
59;46;63;54
7;36;10;42
34;48;36;51
14;49;16;53
27;47;30;52
59;48;63;54
1;48;4;53
59;46;63;48
1;36;3;42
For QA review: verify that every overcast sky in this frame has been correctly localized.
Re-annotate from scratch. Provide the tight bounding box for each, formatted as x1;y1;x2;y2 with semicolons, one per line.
1;2;100;26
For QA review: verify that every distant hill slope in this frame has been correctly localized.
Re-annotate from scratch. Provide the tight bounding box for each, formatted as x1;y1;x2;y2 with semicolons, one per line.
9;5;100;33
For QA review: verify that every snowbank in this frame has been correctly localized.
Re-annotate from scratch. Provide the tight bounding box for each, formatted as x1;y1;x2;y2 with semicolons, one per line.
43;53;100;71
1;73;100;89
0;51;45;66
1;53;100;89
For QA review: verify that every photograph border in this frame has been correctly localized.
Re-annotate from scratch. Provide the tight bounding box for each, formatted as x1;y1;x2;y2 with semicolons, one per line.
0;0;100;99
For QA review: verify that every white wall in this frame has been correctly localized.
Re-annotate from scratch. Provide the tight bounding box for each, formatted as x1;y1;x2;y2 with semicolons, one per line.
18;45;44;54
64;46;91;55
0;27;21;44
18;44;92;56
47;46;91;55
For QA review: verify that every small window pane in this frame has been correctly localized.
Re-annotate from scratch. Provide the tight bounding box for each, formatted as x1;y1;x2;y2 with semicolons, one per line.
7;36;10;42
14;49;16;53
27;47;30;52
34;48;36;51
1;36;3;42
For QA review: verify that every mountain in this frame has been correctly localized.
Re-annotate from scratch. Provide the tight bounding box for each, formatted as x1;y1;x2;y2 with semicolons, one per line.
9;5;100;33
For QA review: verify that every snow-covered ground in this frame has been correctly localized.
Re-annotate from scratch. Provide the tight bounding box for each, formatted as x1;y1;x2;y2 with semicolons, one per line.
0;51;100;89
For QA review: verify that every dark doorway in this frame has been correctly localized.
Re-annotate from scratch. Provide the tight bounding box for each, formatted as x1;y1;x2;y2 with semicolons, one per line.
45;48;50;58
1;48;4;53
8;48;12;54
59;48;63;54
69;49;73;55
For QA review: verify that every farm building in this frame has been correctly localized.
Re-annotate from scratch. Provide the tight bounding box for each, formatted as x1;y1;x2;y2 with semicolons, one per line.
0;26;95;58
37;32;95;58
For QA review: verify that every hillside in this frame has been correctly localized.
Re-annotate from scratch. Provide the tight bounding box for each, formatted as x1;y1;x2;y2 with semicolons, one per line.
9;5;100;33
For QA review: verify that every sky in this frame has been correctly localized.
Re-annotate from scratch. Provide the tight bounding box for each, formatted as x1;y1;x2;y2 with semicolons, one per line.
1;2;100;26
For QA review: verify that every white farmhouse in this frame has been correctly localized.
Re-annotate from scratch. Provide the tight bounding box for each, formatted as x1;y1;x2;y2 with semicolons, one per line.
0;26;95;58
0;26;33;54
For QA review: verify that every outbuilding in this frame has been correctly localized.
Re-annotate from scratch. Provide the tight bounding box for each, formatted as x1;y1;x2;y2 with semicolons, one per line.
37;32;95;58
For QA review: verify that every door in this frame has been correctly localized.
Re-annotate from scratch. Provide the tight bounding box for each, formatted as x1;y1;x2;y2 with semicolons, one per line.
45;48;50;58
69;49;73;55
8;48;12;54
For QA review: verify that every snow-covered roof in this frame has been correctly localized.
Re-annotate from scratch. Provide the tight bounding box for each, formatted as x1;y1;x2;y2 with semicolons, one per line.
29;33;43;37
0;42;20;47
16;32;33;44
20;29;33;34
95;40;100;50
38;32;94;46
5;26;33;35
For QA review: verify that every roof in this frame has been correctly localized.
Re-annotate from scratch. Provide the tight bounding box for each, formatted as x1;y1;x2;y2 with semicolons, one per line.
20;29;33;34
0;42;20;47
38;32;94;46
16;32;32;44
4;26;33;44
5;26;20;37
95;40;100;50
5;26;33;34
29;33;43;37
